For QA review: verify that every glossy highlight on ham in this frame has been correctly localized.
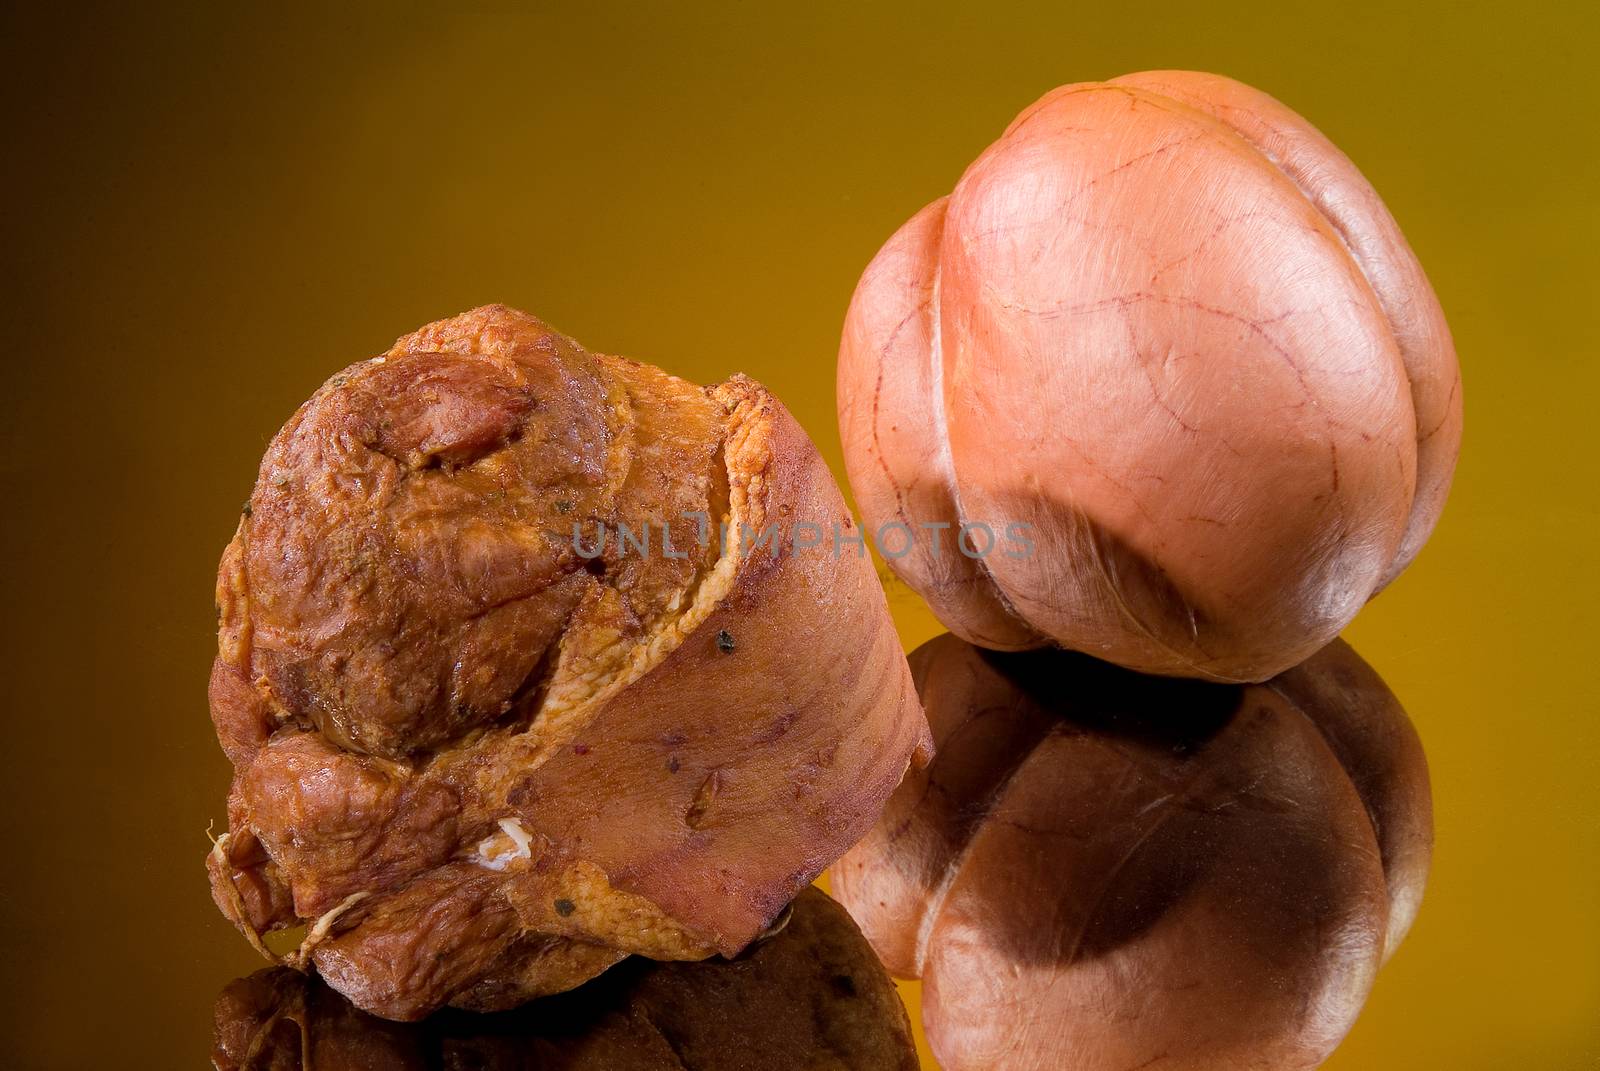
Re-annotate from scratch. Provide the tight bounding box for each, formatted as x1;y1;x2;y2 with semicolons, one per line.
206;305;929;1020
838;70;1462;681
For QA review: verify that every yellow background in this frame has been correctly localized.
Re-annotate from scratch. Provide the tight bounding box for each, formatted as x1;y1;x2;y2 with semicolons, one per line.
1;3;1595;1067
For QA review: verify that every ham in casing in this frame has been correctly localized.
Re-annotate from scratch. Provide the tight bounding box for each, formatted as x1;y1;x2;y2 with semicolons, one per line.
839;71;1461;681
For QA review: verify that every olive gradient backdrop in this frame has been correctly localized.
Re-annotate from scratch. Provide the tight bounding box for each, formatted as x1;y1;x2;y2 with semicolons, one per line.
1;3;1595;1067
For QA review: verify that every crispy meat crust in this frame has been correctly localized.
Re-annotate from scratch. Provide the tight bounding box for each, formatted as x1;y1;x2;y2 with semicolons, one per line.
208;306;928;1020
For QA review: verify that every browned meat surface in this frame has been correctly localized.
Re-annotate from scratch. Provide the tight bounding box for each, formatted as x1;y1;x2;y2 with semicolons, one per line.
207;305;929;1020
